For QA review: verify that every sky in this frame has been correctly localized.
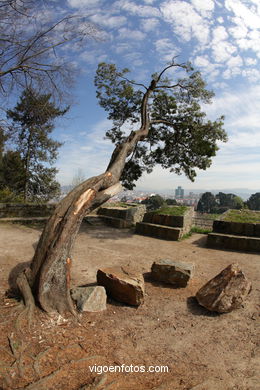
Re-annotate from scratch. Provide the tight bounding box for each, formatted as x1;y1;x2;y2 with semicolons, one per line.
50;0;260;193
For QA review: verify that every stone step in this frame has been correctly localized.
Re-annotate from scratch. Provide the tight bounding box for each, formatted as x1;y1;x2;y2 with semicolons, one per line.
135;222;182;241
207;232;260;252
83;216;105;226
89;215;132;229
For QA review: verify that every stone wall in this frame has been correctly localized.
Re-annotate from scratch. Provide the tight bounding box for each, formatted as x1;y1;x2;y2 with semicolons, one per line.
97;204;146;224
213;220;260;237
192;217;214;229
0;203;56;218
143;207;194;233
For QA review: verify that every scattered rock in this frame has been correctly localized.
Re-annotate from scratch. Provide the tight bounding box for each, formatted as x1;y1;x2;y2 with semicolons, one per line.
97;266;145;306
70;286;107;312
196;263;252;313
151;259;194;287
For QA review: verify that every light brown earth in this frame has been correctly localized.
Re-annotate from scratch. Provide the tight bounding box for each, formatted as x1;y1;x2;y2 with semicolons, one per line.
0;219;259;390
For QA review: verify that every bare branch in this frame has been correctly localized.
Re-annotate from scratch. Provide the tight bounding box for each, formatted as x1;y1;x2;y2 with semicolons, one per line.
118;74;148;90
0;2;100;101
154;83;187;90
150;119;175;127
155;59;187;83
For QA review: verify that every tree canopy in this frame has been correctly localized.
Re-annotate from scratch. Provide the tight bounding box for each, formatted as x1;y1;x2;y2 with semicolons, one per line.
197;192;217;213
141;194;166;210
6;88;67;202
197;191;244;213
247;193;260;211
95;62;227;190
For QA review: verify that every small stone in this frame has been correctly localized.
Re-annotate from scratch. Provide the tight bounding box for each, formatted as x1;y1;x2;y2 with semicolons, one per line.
196;263;252;313
70;286;107;312
151;259;194;287
97;266;145;306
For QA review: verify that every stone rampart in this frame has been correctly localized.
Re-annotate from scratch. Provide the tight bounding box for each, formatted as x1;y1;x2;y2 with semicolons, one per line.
0;203;56;218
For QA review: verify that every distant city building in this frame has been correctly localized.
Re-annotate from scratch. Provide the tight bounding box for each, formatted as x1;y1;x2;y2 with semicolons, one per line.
175;186;184;199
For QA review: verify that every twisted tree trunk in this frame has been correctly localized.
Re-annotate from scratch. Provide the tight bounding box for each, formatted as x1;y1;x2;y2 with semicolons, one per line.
17;77;156;315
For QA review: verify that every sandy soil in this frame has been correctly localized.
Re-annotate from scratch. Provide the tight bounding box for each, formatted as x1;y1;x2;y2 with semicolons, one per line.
0;219;259;390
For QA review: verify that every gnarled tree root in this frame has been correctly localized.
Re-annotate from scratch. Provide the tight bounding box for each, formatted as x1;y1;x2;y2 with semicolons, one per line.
16;269;35;331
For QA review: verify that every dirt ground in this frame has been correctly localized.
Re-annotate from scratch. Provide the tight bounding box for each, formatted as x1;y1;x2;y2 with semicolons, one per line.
0;219;259;390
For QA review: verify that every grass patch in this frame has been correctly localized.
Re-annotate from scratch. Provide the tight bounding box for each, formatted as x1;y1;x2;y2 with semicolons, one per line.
153;206;188;216
180;231;193;240
180;226;212;240
222;209;260;223
103;202;138;208
190;226;212;234
196;213;222;220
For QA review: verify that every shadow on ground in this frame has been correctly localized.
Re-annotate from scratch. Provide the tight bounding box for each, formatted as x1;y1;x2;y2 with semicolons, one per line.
186;296;220;317
79;221;135;241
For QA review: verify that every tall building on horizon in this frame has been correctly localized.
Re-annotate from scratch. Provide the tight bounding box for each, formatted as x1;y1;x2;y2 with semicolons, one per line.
175;186;184;199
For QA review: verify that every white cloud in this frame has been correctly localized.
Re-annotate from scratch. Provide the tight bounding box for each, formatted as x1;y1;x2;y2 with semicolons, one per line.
194;55;220;80
225;0;260;29
90;14;127;29
204;85;260;133
118;27;146;41
160;0;211;46
141;17;159;32
241;68;260;82
229;22;248;39
80;50;108;65
114;0;161;18
123;52;144;67
67;0;102;8
245;57;257;66
211;26;237;63
191;0;215;17
154;38;179;62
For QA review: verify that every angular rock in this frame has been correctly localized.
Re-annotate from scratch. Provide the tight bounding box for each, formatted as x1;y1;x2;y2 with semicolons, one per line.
196;263;252;313
151;259;194;287
97;266;145;306
70;286;107;312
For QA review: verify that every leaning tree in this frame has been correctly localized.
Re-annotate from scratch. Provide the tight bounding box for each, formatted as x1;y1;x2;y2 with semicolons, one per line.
16;60;227;316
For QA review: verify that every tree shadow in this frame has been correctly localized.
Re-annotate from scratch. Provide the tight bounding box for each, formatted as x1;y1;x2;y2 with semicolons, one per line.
186;296;220;317
143;272;187;290
79;221;135;241
190;235;208;247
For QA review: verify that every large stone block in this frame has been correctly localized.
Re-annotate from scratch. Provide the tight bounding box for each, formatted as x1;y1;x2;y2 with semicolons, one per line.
196;263;252;313
151;259;194;287
70;286;107;312
97;266;145;306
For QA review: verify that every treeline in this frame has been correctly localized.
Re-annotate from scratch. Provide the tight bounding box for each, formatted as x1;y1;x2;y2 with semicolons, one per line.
197;191;260;213
0;88;67;203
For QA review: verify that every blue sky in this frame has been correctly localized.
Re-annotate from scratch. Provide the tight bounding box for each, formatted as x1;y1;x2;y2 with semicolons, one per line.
50;0;260;192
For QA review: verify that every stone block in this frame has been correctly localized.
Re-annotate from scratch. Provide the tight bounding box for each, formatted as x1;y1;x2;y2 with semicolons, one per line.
151;259;194;287
135;222;182;240
196;263;252;313
97;266;145;306
70;286;107;312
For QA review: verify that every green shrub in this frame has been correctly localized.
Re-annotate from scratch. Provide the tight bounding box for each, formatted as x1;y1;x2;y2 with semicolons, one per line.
0;187;23;203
